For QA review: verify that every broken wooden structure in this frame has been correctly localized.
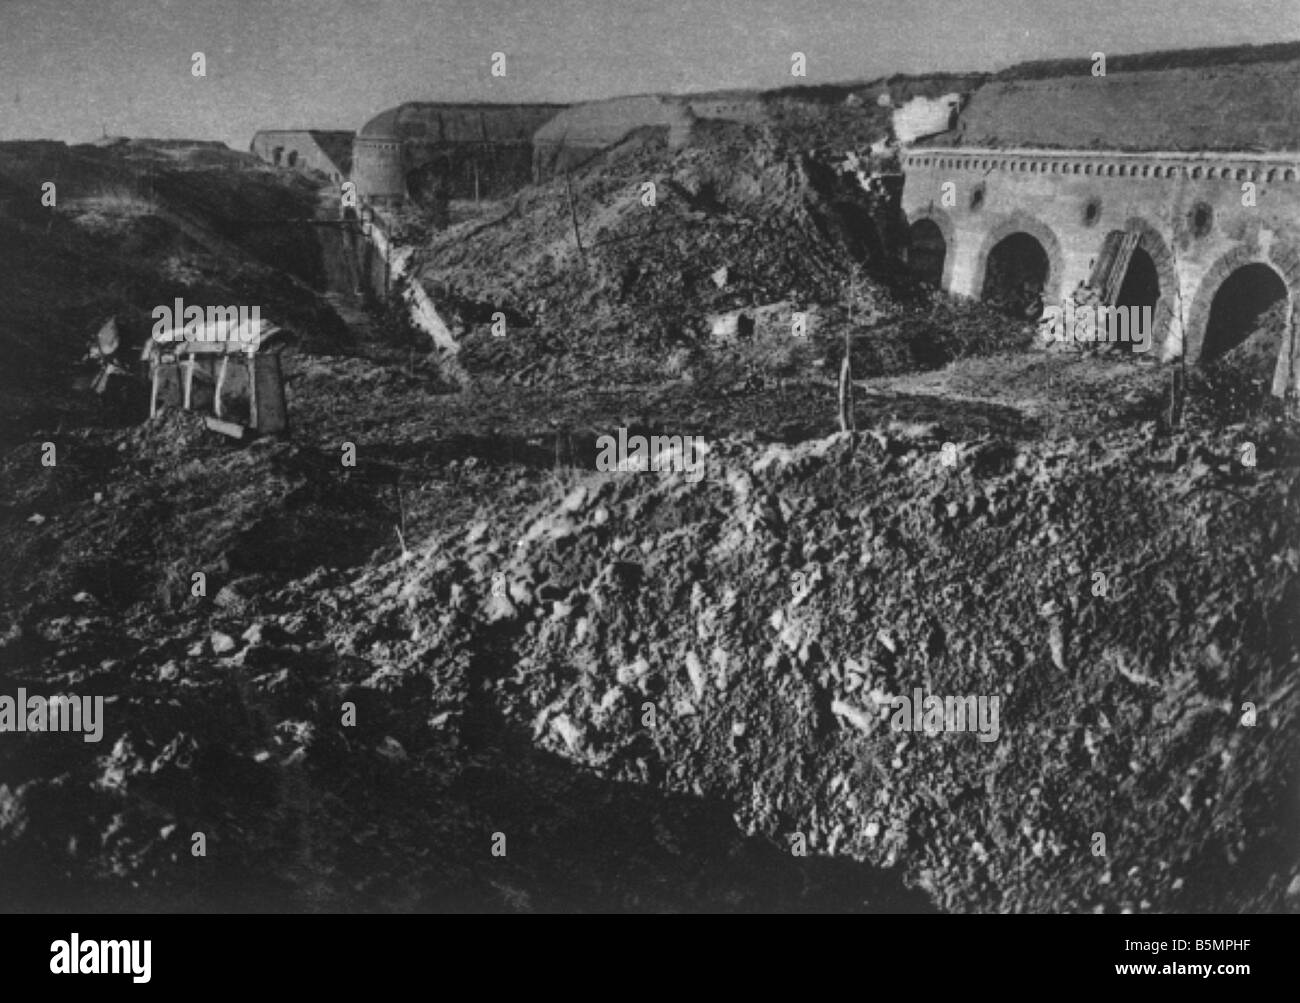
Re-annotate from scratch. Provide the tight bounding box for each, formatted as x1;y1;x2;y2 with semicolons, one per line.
142;318;289;438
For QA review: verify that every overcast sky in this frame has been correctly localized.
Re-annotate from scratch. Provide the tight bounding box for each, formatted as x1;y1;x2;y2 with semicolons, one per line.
3;0;1298;148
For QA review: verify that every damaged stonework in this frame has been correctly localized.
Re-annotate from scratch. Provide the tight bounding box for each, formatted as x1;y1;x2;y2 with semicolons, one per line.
891;93;964;146
361;206;459;353
709;301;819;342
143;315;290;437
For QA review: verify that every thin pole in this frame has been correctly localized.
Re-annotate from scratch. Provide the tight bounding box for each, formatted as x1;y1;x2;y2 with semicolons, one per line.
565;170;585;260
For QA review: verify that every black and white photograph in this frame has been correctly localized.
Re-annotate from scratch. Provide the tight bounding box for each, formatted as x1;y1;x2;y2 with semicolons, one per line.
0;0;1296;977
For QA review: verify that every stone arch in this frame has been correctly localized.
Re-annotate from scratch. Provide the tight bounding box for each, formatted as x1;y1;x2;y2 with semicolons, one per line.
1116;216;1178;350
906;206;957;289
973;211;1065;307
1185;243;1300;364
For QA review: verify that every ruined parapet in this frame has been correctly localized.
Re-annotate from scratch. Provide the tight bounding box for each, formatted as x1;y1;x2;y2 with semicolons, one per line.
352;102;565;205
532;95;695;181
250;129;354;181
891;93;963;146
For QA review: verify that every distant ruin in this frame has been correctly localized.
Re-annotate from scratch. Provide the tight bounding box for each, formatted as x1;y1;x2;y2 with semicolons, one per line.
252;94;754;206
245;57;1300;394
531;95;695;178
249;130;354;182
350;102;565;206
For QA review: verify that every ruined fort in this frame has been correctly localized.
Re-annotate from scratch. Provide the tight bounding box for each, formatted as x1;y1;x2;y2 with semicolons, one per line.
6;19;1300;920
901;63;1300;394
248;52;1300;395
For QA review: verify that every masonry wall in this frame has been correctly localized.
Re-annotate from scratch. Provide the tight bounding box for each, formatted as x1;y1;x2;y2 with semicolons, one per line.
404;140;536;200
901;148;1300;383
532;95;694;180
352;136;405;202
250;130;353;180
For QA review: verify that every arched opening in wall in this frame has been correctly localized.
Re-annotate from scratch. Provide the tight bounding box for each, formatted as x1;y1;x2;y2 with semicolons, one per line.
1114;247;1161;313
908;219;946;286
981;232;1050;317
271;146;283;166
1201;263;1290;362
286;150;299;168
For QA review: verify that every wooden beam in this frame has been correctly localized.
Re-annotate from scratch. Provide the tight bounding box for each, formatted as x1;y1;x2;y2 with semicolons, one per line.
204;416;245;439
214;355;229;418
247;354;258;429
252;351;288;434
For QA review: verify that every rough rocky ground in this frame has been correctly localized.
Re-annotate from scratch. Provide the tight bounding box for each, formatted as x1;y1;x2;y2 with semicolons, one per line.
1;127;1297;914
